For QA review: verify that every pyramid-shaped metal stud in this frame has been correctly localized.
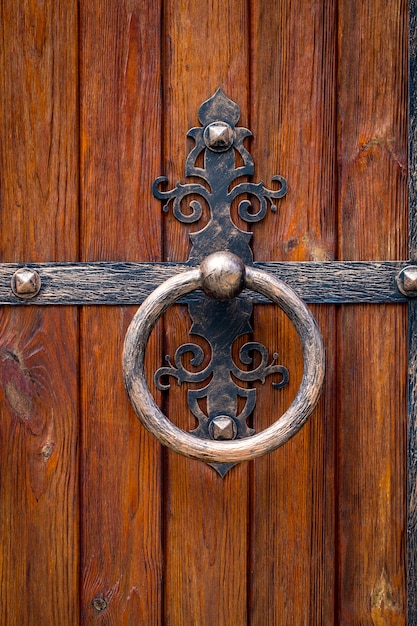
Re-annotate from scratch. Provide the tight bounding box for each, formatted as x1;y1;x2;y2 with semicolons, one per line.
11;268;41;299
210;416;237;440
204;122;234;152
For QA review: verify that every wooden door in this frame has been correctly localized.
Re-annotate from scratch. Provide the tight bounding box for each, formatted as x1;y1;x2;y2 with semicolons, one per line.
0;1;410;624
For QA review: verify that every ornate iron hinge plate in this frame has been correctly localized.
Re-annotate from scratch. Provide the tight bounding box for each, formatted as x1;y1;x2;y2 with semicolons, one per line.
139;89;307;475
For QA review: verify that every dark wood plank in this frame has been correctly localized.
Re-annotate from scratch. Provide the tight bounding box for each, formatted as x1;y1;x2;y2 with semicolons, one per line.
408;1;417;621
337;0;408;622
408;0;417;263
0;1;79;623
408;302;417;621
162;1;250;623
79;2;163;623
249;1;337;622
0;261;410;305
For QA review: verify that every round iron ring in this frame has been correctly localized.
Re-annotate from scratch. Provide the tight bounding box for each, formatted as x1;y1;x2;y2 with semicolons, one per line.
122;252;325;463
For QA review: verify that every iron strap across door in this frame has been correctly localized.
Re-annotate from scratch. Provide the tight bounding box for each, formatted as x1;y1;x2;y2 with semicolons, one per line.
0;259;412;305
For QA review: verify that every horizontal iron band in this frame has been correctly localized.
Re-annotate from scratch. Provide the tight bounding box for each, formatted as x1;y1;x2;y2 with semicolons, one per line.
0;260;411;305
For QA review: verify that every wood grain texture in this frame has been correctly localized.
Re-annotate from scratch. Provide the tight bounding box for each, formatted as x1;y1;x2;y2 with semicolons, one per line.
0;3;79;263
80;2;163;623
0;1;79;623
408;2;417;621
250;1;337;622
408;301;417;621
162;1;250;623
337;0;408;623
410;0;417;261
338;305;407;625
0;2;410;623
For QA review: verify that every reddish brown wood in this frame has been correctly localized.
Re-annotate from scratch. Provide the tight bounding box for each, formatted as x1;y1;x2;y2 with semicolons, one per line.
162;1;250;623
80;2;163;623
0;2;409;623
0;1;79;623
250;1;337;622
337;1;408;623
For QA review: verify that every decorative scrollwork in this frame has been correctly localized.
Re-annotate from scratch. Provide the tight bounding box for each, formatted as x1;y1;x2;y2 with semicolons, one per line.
154;343;210;390
155;334;289;445
152;177;209;224
123;257;325;475
151;90;290;475
154;299;290;464
232;342;289;386
153;89;287;264
230;177;288;222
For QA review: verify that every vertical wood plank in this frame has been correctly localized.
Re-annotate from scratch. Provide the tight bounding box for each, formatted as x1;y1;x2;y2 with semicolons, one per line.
408;1;417;621
80;2;163;623
162;1;250;623
250;1;337;623
409;0;417;263
337;305;407;625
408;302;417;621
0;1;79;624
337;1;408;623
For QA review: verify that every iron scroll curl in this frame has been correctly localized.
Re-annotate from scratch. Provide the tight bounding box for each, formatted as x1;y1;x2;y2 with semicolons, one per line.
122;252;325;465
122;90;325;472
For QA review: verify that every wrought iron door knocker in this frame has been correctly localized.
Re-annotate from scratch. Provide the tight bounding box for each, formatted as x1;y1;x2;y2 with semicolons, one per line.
123;89;325;475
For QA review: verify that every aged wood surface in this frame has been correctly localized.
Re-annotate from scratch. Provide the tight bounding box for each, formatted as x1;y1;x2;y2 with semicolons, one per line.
79;2;163;623
408;1;417;621
250;1;337;622
162;1;250;623
408;302;417;621
0;260;410;305
0;1;79;624
409;0;417;264
0;1;411;623
337;1;408;623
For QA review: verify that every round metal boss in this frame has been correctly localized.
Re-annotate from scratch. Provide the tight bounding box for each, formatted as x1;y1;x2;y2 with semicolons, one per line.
200;251;245;300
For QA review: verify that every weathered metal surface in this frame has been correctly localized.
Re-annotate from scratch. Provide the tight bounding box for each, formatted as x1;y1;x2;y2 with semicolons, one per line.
0;260;410;305
123;261;324;467
153;89;287;265
397;265;417;296
10;267;42;298
152;255;291;464
123;91;325;474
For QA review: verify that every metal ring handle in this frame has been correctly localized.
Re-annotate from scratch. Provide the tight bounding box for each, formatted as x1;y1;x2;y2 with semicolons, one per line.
123;253;325;463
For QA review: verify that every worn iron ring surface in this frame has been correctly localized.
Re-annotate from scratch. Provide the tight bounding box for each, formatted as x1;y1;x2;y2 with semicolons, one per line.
122;252;325;464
